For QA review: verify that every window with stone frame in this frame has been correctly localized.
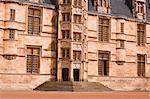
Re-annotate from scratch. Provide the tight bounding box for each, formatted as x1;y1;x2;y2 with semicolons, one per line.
9;30;15;40
137;24;145;46
120;40;125;48
120;23;124;33
51;41;56;51
74;14;82;24
98;17;110;42
28;8;41;35
73;32;81;41
74;0;82;7
62;13;70;22
98;51;110;76
27;47;40;74
99;0;108;7
91;0;98;11
61;48;70;58
73;51;81;61
63;0;70;4
10;9;15;21
137;54;145;77
62;30;70;39
137;1;144;14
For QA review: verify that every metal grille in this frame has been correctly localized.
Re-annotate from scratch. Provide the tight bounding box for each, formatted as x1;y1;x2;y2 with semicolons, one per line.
10;9;15;20
28;8;41;35
9;30;15;39
137;24;145;46
98;51;110;76
27;47;40;74
98;18;109;42
137;54;145;77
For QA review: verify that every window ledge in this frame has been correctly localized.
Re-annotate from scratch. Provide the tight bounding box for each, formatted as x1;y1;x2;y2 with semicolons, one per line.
3;39;17;41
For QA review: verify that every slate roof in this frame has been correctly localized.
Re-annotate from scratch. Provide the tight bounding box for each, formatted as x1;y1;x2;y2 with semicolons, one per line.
111;0;133;18
43;0;57;5
147;0;150;21
88;0;150;21
18;0;56;5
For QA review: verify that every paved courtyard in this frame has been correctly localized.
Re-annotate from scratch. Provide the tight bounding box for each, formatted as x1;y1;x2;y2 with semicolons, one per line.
0;91;149;99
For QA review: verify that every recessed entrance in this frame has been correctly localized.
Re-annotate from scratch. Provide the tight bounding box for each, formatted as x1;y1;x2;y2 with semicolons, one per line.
73;69;80;81
62;68;69;81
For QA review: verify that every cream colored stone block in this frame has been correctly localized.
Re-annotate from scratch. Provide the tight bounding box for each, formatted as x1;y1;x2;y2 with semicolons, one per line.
87;15;97;31
88;61;98;76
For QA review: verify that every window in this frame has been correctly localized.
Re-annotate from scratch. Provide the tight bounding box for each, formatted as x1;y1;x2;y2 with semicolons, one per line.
62;30;70;39
74;15;82;24
10;9;15;20
63;0;70;4
62;13;70;22
28;8;41;35
137;24;145;46
99;0;108;7
74;0;82;7
73;51;81;61
137;54;145;77
61;48;70;58
98;51;110;76
121;23;124;33
27;47;40;74
91;0;98;11
51;41;56;51
137;1;144;14
120;40;125;48
98;17;110;42
73;32;81;41
9;30;15;39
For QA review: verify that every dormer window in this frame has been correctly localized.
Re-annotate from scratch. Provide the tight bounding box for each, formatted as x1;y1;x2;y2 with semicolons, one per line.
99;0;108;7
97;0;110;13
63;0;70;4
137;1;144;14
135;0;146;19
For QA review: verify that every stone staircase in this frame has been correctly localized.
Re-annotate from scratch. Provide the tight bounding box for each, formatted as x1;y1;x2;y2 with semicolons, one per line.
34;81;113;92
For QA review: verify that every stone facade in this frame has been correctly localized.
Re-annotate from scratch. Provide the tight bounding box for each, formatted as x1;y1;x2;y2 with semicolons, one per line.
0;0;150;91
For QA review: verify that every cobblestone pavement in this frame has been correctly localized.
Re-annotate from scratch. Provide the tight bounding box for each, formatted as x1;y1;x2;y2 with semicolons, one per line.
0;91;150;99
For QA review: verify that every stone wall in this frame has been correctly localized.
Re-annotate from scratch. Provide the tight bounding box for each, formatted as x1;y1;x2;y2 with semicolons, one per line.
0;1;57;90
87;14;150;90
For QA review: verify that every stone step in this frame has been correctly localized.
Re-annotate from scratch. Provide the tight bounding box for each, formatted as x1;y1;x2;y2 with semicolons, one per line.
34;81;113;92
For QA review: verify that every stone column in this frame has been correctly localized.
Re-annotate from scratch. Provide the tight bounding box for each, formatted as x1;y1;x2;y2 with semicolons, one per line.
70;61;74;81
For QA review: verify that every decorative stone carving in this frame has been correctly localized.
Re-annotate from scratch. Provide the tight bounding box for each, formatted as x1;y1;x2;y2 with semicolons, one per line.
73;63;81;69
73;24;83;32
61;60;70;68
61;6;71;12
61;22;71;30
73;8;82;15
73;43;82;50
61;41;70;48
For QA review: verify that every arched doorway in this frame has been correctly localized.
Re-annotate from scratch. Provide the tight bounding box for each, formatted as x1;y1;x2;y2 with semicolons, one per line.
73;69;80;81
62;68;69;81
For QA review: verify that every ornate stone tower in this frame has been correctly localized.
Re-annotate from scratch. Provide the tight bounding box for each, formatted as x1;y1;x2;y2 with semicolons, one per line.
57;0;88;82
